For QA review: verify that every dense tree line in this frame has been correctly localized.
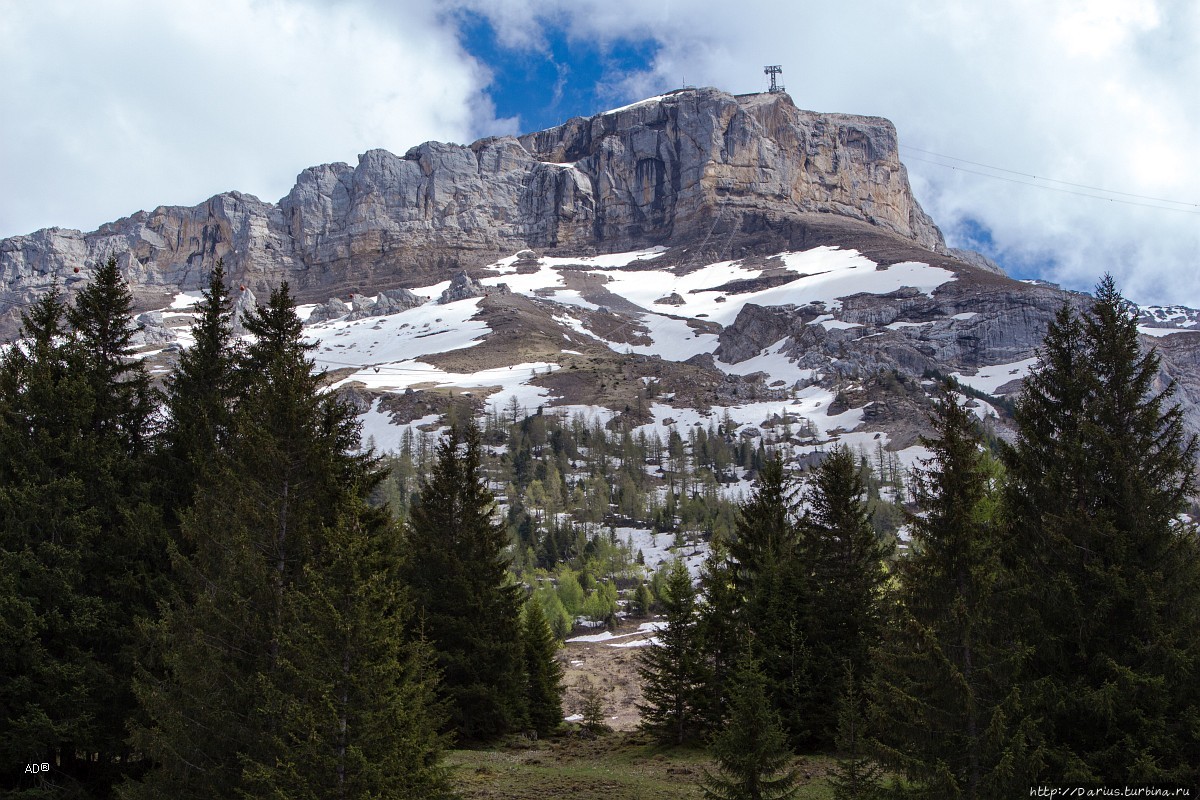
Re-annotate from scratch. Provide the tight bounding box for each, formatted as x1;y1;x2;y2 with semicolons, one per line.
638;277;1200;795
0;261;562;799
374;386;904;571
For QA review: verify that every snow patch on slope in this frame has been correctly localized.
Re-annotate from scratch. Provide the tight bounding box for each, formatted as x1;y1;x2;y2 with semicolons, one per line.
952;358;1039;395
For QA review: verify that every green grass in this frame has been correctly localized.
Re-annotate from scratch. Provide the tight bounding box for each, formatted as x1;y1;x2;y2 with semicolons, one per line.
446;731;838;800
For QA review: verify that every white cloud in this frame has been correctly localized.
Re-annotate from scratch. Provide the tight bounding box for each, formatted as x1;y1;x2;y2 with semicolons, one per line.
452;0;1200;306
6;0;1199;307
0;0;505;239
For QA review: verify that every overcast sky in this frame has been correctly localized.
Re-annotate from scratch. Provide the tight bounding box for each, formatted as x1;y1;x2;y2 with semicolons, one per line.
2;1;1197;306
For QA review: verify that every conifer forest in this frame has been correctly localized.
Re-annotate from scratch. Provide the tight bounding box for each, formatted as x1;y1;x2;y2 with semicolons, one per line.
2;262;1199;799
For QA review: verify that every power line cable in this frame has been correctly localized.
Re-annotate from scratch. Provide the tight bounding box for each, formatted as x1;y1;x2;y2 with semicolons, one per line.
902;153;1200;216
902;144;1195;206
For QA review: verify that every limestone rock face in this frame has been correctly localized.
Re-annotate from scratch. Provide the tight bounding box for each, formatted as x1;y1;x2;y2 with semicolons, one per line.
0;87;947;331
518;89;945;253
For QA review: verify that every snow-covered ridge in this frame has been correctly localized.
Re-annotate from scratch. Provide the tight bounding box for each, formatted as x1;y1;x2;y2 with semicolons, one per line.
1137;304;1200;337
142;243;968;464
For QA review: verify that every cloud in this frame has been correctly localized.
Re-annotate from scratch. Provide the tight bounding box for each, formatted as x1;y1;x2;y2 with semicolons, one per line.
5;0;1197;307
452;0;1200;306
0;0;505;240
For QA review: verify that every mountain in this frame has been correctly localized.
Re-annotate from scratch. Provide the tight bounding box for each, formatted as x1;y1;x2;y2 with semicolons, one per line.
5;86;1200;465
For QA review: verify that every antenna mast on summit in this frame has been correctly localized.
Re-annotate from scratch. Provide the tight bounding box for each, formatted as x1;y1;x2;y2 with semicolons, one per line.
764;65;784;93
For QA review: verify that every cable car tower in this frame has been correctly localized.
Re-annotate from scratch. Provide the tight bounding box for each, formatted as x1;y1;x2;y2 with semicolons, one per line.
764;65;784;93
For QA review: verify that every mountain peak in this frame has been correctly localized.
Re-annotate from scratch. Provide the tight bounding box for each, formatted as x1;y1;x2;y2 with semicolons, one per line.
2;87;947;330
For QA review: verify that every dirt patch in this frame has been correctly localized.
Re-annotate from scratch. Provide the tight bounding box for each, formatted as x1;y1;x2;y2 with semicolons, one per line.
559;619;662;731
425;294;608;376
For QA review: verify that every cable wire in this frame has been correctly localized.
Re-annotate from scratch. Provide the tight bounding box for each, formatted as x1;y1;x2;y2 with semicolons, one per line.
902;153;1200;215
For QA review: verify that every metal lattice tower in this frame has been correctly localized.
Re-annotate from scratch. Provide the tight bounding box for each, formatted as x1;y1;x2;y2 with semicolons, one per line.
764;65;784;93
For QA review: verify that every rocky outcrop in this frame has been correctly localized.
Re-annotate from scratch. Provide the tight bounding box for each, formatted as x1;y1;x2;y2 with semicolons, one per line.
438;272;509;304
518;90;944;253
715;275;1084;385
0;87;949;333
306;288;428;324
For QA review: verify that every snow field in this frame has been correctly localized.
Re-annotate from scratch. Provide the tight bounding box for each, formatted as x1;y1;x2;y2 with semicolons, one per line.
951;357;1039;395
566;621;666;645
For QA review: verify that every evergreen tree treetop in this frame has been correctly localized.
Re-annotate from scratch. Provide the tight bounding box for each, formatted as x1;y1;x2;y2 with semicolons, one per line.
401;421;528;741
67;256;140;372
701;650;799;800
240;281;314;375
728;456;795;596
160;260;238;527
1001;275;1200;782
637;557;705;746
66;255;155;451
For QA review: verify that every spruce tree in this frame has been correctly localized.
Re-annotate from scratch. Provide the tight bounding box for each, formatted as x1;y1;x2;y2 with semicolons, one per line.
637;558;705;745
0;262;167;795
401;421;528;741
240;498;452;800
829;667;883;800
720;457;811;741
871;389;1039;797
522;597;565;738
158;260;237;530
67;257;166;789
1002;277;1200;782
579;680;608;735
697;544;746;732
727;457;795;597
797;445;890;748
0;286;103;797
67;256;155;452
701;651;799;800
126;284;445;798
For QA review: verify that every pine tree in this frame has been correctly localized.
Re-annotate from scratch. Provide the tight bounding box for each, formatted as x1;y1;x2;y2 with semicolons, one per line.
798;445;890;748
871;389;1039;797
401;421;528;741
158;260;237;530
0;286;104;797
720;457;811;741
637;558;705;745
1001;277;1200;782
701;651;799;800
829;667;882;800
240;499;452;800
125;284;438;798
522;597;565;738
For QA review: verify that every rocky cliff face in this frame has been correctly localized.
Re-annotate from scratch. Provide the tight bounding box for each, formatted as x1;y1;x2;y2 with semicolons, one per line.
0;87;947;330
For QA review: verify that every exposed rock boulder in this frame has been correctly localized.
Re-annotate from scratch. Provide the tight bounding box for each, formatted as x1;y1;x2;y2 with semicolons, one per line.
307;297;352;325
438;272;509;304
307;287;430;324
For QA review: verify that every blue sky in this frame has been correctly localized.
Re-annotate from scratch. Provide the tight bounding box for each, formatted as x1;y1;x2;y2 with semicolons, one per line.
2;1;1197;306
457;12;661;134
